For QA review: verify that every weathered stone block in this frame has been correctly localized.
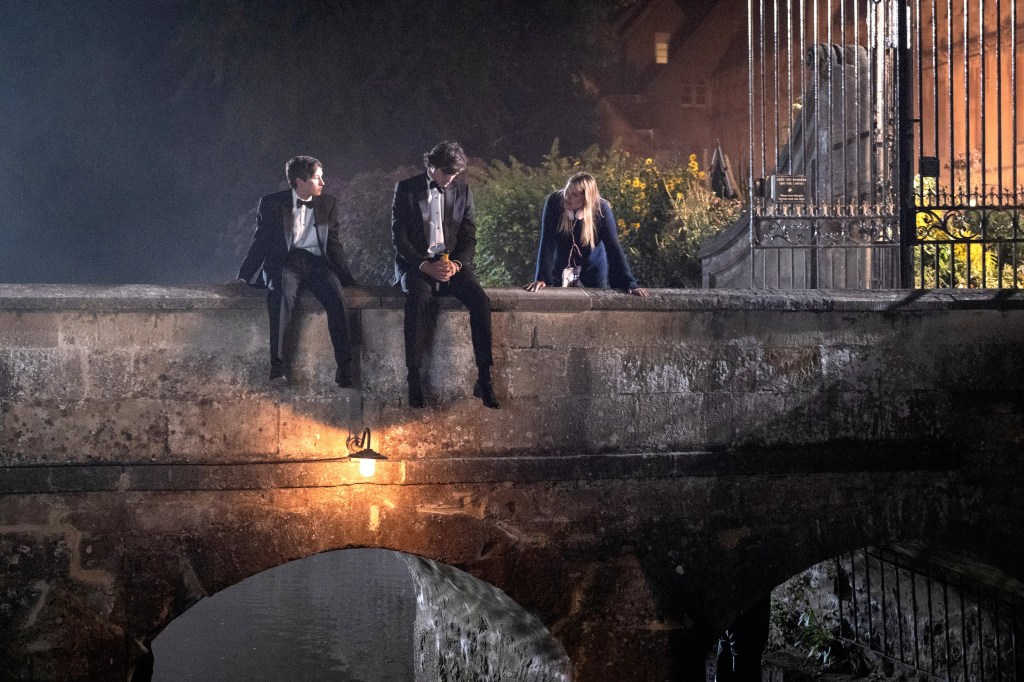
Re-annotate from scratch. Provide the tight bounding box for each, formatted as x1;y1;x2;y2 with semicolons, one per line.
917;309;1024;346
566;394;638;452
934;342;1024;391
600;310;700;346
0;311;59;348
491;312;542;349
755;345;823;392
167;399;279;459
633;392;707;449
700;391;740;446
359;349;406;402
565;348;622;397
132;348;261;399
82;350;135;401
748;310;892;348
616;347;699;395
780;389;951;444
494;287;590;312
59;311;264;352
278;398;361;458
0;399;168;463
501;348;570;398
6;348;86;403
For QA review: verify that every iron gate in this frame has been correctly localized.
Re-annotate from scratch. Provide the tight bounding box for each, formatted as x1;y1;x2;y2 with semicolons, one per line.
747;0;1024;289
909;0;1024;287
748;0;903;289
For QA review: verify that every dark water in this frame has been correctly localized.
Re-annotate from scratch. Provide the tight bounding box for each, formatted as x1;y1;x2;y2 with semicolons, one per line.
151;549;416;681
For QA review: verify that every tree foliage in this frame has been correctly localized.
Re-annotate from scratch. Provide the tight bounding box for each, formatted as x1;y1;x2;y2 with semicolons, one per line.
167;0;621;178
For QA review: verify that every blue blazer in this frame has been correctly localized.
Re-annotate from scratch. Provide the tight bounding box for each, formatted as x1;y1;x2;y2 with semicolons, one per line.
534;192;639;290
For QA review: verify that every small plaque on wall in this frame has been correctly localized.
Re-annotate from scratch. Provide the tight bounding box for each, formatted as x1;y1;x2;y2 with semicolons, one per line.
771;175;807;203
920;156;940;177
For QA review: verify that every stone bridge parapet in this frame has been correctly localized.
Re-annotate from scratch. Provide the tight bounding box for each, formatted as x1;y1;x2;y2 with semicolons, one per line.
1;284;1021;465
1;285;1023;680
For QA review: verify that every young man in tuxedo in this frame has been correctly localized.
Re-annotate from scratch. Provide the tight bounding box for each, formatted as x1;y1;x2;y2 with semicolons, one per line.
235;156;358;387
391;141;499;409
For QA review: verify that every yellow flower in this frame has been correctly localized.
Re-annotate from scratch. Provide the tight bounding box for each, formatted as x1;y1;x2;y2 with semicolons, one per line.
675;192;683;201
617;218;625;228
631;222;641;230
645;158;653;165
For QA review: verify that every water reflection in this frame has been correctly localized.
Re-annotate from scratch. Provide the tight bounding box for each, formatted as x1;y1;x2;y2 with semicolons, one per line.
152;549;415;681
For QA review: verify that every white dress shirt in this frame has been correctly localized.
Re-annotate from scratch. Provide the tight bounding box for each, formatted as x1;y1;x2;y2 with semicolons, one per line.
426;180;446;256
291;189;322;256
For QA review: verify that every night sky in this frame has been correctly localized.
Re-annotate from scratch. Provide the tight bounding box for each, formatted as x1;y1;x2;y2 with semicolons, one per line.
1;0;614;285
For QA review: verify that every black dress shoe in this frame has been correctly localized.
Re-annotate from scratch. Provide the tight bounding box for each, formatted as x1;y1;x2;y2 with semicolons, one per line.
408;377;426;408
269;364;287;383
335;362;354;388
473;380;500;409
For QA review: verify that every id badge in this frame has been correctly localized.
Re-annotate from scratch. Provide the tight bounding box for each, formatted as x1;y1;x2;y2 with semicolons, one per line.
561;266;581;287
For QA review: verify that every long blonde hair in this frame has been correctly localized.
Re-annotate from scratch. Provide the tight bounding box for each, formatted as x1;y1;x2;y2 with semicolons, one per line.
559;172;601;248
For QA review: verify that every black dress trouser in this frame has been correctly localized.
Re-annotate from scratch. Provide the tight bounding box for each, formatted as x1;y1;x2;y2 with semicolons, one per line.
402;266;493;370
267;249;352;369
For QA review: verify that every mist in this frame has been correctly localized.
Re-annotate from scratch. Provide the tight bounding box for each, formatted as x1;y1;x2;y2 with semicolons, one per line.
0;0;613;285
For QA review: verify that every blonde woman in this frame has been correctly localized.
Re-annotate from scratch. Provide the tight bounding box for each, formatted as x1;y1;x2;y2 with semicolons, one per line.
524;172;649;296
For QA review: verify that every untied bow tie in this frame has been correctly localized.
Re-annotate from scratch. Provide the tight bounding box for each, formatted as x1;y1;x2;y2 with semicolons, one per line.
296;199;314;209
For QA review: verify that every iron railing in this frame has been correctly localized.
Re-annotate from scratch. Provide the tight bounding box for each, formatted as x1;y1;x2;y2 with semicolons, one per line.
745;0;1024;289
907;0;1024;288
836;547;1024;681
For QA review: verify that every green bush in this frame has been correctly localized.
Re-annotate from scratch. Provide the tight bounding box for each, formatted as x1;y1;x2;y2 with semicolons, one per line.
468;143;575;286
470;142;743;288
334;166;417;286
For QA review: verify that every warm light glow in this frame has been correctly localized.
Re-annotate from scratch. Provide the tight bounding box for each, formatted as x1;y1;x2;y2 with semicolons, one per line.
654;32;669;64
358;458;377;477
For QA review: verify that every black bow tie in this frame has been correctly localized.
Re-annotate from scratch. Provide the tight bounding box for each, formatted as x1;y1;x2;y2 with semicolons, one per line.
429;181;445;192
296;199;314;209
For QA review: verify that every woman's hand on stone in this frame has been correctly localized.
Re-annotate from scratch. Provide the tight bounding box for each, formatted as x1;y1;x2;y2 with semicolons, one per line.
524;281;546;292
629;287;650;297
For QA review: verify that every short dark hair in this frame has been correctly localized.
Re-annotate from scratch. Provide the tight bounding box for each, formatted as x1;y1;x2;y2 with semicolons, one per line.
285;156;322;188
423;141;467;175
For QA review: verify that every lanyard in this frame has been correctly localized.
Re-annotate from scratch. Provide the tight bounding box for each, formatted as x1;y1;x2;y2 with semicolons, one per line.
565;218;583;270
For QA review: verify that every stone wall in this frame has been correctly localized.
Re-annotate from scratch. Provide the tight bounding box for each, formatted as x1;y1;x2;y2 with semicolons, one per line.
402;553;571;682
2;285;1024;681
2;284;1022;467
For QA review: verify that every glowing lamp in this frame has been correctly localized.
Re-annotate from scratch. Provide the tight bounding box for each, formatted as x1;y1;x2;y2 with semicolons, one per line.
345;428;386;477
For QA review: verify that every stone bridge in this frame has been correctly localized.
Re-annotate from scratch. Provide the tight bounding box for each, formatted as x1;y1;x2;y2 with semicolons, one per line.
1;284;1023;680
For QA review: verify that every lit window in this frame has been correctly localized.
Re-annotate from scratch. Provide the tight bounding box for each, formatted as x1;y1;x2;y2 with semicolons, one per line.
655;32;669;64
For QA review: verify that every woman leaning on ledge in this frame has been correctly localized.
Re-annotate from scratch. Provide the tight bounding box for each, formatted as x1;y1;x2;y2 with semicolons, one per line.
523;172;649;297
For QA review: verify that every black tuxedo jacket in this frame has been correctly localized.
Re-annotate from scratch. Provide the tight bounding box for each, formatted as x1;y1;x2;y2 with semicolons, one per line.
237;189;356;289
390;173;476;287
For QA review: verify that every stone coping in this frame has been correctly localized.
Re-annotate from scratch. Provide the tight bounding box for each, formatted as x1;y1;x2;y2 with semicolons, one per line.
0;283;1023;312
0;444;957;494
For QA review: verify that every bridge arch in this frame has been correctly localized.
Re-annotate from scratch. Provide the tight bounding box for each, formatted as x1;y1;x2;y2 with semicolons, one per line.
145;547;570;682
701;531;1024;681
